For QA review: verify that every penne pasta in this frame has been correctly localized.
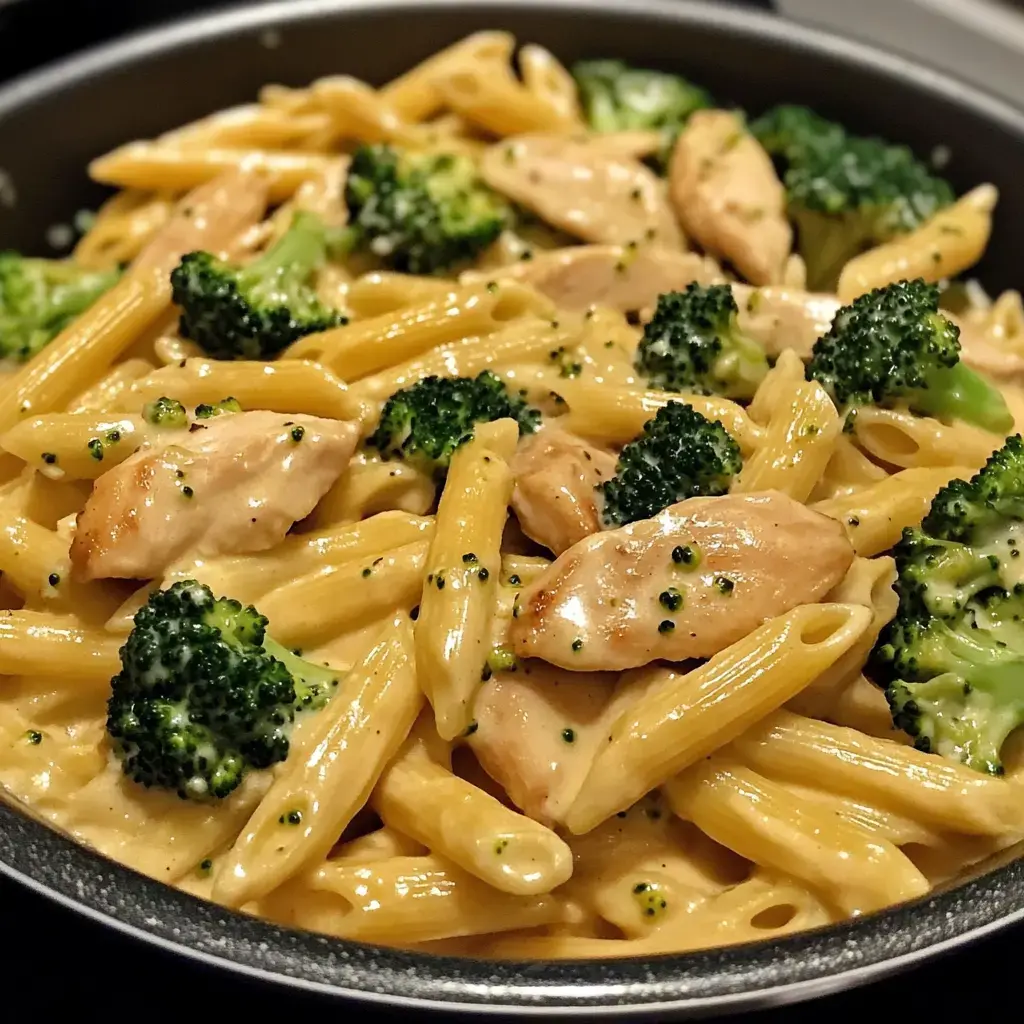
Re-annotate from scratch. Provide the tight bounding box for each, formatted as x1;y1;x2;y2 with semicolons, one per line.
665;756;929;914
416;419;517;740
813;465;974;557
850;406;1001;471
373;723;573;895
120;357;368;423
838;185;997;303
214;613;422;906
557;379;763;454
565;603;872;834
733;350;842;501
90;144;334;203
731;710;1024;836
284;281;553;380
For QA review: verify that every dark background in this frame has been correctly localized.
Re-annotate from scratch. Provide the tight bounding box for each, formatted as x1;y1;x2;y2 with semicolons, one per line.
0;0;1005;1015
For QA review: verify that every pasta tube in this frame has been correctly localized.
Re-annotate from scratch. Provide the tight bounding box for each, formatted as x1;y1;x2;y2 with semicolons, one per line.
838;185;997;303
121;357;367;423
665;756;929;915
270;854;562;945
851;407;999;471
257;539;429;648
214;613;422;906
558;380;763;454
813;465;975;557
415;419;517;740
731;710;1024;836
373;729;573;895
0;610;121;687
733;351;842;501
90;144;333;202
166;511;435;603
564;603;871;834
284;282;552;380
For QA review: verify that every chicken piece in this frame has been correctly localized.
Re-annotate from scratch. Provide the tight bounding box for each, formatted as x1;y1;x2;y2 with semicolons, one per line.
480;135;684;249
469;663;614;826
945;310;1024;384
509;491;854;671
70;411;358;582
465;245;722;314
732;284;841;359
669;110;791;285
511;427;617;555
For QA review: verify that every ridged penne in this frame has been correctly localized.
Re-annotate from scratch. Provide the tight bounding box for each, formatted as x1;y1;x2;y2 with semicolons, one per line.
121;357;367;423
665;756;929;914
373;725;573;894
214;613;422;906
730;710;1024;836
733;350;842;501
565;603;872;834
813;465;974;556
416;419;517;740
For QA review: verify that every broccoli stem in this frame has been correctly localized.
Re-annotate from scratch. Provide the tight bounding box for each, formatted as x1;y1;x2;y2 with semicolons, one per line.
914;361;1014;435
791;209;872;293
239;211;327;298
719;332;771;399
263;636;340;703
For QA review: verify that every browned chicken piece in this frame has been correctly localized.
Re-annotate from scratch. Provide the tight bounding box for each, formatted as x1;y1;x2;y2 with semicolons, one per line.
131;169;269;275
71;411;358;582
480;135;684;249
469;663;615;826
669;110;791;285
511;427;618;555
508;491;854;671
732;284;841;359
465;245;722;313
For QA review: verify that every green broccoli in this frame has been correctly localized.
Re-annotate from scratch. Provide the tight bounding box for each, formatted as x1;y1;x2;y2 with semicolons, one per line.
600;401;742;526
634;284;769;400
170;210;346;361
572;60;712;172
344;145;509;275
367;370;540;478
0;253;120;363
141;397;189;429
107;580;339;801
870;436;1024;774
806;279;1012;434
751;104;954;291
194;397;242;419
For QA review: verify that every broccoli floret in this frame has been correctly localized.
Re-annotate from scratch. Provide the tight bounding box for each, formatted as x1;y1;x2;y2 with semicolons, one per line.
107;580;339;800
170;210;346;361
600;402;742;526
806;279;1012;434
141;396;188;429
572;60;711;172
344;145;509;275
635;284;769;400
751;105;954;291
194;397;242;419
0;253;120;363
367;370;540;478
870;437;1024;774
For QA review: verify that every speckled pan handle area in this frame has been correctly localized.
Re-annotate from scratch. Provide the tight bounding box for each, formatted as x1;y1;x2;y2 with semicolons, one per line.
3;0;1024;1016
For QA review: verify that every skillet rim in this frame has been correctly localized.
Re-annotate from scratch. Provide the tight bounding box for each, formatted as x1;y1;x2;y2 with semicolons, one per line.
2;0;1024;1014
